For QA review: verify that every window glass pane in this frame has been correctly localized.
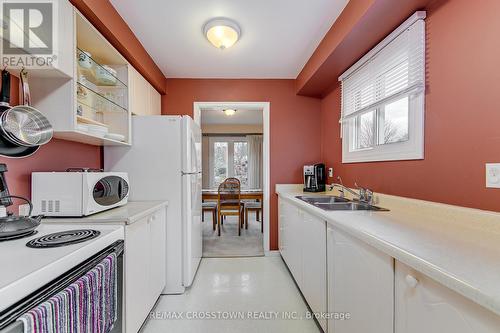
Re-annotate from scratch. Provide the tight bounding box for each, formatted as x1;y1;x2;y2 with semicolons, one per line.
381;97;409;144
213;142;228;186
233;142;248;187
355;110;375;150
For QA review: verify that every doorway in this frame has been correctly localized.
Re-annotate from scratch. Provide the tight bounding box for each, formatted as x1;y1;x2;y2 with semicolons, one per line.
194;102;270;256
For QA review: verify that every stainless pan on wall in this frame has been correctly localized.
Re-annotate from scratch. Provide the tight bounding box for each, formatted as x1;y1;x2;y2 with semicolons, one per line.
0;69;53;158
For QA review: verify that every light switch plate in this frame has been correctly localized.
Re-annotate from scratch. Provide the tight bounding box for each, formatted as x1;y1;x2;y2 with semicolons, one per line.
486;163;500;188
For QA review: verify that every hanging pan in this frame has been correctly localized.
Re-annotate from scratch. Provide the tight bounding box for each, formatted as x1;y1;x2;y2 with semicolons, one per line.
0;69;53;147
0;69;39;158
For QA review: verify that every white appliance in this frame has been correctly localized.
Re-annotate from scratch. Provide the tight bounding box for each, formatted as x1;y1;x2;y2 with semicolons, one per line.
31;171;129;217
0;224;124;332
104;115;202;294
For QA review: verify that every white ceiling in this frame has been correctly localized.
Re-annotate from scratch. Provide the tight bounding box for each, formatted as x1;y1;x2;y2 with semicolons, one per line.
201;108;263;125
110;0;349;78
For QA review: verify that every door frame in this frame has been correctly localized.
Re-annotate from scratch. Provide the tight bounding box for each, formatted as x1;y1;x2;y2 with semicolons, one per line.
193;101;271;254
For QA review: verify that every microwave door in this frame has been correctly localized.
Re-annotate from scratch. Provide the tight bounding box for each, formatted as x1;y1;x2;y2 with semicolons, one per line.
92;176;129;207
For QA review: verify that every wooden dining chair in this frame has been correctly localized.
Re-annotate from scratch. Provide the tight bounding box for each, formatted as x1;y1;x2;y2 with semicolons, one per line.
202;201;218;230
244;200;263;233
217;178;244;236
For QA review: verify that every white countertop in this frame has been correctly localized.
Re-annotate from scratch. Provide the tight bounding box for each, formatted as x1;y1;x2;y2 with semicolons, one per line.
42;201;168;225
0;224;124;312
276;184;500;316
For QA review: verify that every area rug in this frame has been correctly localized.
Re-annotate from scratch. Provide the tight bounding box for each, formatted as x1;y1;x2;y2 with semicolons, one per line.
202;212;264;258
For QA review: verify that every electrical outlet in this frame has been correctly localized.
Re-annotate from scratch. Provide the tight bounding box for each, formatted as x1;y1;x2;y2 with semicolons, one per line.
328;168;334;178
19;203;31;216
486;163;500;188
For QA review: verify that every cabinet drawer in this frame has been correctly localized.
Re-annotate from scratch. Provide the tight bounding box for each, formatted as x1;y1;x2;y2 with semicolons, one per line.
395;261;500;333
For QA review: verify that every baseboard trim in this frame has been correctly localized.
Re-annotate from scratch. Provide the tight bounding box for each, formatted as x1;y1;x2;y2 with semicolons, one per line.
265;250;281;257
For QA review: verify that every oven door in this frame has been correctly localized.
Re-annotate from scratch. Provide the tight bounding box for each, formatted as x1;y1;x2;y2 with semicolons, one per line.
0;241;124;333
84;173;130;215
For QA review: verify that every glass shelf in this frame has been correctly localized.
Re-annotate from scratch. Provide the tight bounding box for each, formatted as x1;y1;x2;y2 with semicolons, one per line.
77;48;127;88
77;82;127;116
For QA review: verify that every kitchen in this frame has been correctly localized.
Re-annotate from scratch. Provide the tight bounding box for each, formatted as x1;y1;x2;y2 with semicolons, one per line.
0;0;499;332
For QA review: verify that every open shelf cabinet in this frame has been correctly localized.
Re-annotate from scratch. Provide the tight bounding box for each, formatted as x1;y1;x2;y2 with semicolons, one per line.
29;4;131;146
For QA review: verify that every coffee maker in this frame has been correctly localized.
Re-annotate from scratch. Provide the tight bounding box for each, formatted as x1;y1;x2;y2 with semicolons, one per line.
303;163;326;192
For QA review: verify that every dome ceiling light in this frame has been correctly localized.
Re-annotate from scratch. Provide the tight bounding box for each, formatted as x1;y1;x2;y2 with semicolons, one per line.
223;109;237;116
203;18;241;50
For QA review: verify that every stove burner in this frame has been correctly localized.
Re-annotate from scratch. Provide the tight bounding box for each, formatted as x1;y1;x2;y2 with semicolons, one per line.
26;229;100;248
0;230;38;242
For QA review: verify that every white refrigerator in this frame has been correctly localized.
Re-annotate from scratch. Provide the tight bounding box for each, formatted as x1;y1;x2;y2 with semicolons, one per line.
104;115;202;294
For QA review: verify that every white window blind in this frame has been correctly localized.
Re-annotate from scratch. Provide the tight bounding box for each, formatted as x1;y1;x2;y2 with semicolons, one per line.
339;16;425;125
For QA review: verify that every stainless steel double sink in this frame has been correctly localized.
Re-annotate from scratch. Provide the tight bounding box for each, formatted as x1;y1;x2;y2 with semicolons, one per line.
295;195;389;211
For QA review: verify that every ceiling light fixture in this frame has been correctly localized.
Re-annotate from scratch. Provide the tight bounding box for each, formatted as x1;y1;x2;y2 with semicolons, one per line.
223;109;237;116
203;18;241;50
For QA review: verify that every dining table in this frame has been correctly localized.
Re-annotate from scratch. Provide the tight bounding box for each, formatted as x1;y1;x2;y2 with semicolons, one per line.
202;189;264;226
202;188;263;201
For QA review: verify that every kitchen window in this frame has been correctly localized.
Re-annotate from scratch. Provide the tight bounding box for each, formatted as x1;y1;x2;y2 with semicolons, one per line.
339;12;426;163
209;137;249;188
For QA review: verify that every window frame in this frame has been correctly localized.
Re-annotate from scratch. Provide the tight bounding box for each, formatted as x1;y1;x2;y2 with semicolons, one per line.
340;11;426;164
208;136;249;188
343;93;424;163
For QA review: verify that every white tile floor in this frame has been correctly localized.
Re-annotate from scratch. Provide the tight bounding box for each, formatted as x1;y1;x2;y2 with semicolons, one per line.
141;257;321;333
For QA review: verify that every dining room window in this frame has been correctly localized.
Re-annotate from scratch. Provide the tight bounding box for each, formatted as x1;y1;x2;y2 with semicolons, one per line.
209;137;248;188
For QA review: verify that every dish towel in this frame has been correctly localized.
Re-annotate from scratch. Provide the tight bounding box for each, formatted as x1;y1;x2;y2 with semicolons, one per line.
18;253;118;333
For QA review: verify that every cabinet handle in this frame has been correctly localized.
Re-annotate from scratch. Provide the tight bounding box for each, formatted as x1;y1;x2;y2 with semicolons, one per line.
405;274;419;288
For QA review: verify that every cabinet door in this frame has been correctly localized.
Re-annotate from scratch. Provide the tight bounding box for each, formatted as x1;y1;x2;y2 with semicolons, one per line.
301;211;327;331
149;85;161;115
278;199;288;262
129;66;150;116
149;208;167;300
278;199;302;286
395;261;500;333
125;216;151;333
288;205;303;287
328;227;394;333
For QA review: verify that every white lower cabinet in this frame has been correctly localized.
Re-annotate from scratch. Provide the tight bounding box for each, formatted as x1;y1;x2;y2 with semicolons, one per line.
301;211;327;331
395;261;500;333
125;208;167;333
327;226;394;333
278;199;327;331
279;199;302;285
279;195;500;333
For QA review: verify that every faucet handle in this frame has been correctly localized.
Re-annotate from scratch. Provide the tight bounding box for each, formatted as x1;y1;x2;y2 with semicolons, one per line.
354;182;373;203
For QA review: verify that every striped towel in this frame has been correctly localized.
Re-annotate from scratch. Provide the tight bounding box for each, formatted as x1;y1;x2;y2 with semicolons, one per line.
18;253;118;333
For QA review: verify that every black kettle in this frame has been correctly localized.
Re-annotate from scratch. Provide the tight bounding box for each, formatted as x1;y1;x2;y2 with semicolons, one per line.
0;195;43;240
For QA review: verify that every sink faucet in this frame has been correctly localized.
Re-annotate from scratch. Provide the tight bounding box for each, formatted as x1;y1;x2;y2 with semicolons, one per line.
354;182;374;205
329;176;374;204
329;176;358;199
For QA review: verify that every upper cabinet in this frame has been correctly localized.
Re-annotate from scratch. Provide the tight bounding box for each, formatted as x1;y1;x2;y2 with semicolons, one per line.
27;3;162;146
129;66;161;116
30;8;131;146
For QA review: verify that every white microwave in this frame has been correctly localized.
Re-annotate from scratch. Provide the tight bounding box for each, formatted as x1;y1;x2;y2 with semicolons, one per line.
31;171;129;216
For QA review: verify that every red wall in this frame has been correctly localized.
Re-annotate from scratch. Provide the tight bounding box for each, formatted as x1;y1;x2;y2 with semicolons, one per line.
0;77;101;206
320;0;500;212
163;79;322;250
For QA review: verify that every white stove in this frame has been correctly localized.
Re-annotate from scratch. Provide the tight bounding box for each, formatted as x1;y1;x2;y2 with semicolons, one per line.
0;224;124;312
